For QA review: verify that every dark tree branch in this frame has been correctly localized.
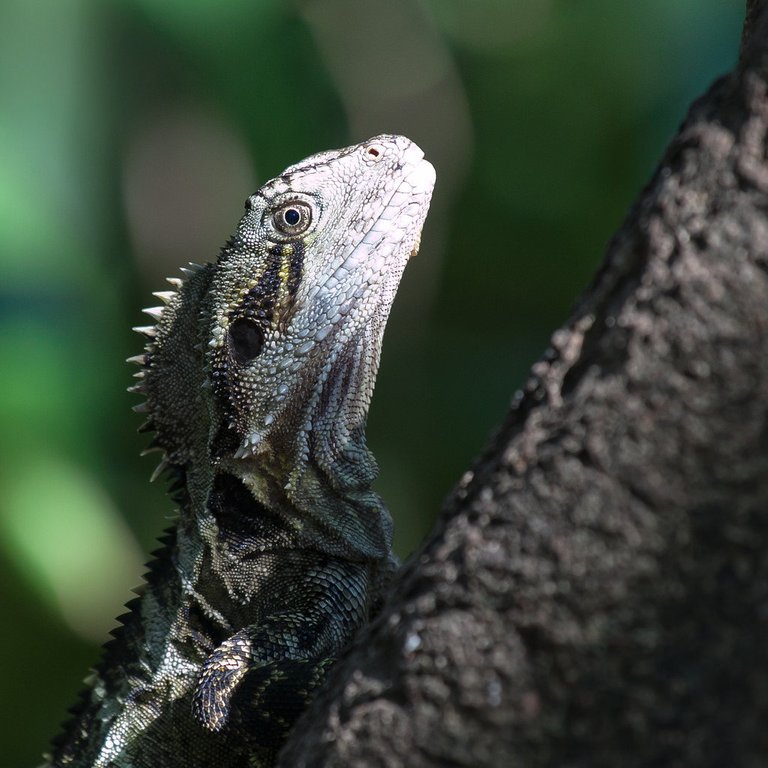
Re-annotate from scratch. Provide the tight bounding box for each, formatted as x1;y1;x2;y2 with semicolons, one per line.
280;4;768;766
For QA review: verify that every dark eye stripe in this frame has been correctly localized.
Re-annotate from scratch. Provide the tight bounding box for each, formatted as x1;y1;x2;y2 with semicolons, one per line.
284;241;305;300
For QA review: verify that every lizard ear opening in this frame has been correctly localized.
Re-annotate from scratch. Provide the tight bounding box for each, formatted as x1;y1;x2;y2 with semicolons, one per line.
229;318;265;365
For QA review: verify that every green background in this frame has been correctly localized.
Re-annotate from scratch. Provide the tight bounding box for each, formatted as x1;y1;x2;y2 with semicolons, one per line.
0;1;742;763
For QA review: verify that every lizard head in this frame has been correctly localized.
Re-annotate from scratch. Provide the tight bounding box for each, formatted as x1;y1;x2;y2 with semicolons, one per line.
132;135;434;503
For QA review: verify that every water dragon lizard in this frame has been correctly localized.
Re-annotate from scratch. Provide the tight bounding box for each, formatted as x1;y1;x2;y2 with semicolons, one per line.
45;134;435;767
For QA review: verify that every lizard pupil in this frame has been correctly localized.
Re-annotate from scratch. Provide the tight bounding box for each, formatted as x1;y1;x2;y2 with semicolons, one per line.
229;318;264;364
284;208;301;226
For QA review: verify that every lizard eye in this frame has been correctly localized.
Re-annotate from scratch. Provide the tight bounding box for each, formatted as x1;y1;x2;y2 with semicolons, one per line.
273;202;312;236
229;317;264;364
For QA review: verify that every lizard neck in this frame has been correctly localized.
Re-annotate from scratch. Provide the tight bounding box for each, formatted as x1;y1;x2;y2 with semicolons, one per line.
220;325;394;562
211;304;394;561
238;463;393;562
143;267;395;562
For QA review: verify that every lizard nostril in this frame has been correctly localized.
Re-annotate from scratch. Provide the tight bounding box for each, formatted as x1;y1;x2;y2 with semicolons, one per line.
364;144;385;162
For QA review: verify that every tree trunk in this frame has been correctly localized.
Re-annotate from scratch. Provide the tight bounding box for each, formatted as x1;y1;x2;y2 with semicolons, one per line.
280;4;768;766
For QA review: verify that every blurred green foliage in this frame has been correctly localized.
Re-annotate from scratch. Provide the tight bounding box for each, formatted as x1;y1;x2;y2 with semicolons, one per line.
0;0;741;763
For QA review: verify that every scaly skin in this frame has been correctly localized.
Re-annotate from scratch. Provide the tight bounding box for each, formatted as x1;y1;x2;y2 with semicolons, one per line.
46;135;435;767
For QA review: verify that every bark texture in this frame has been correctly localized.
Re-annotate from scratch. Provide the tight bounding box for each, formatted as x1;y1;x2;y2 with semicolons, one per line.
280;5;768;766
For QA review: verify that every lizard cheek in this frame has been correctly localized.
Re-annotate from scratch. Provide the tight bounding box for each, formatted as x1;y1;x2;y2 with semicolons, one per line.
228;318;265;365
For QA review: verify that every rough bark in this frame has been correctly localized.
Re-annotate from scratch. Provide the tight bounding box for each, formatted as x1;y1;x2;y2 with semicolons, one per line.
280;5;768;766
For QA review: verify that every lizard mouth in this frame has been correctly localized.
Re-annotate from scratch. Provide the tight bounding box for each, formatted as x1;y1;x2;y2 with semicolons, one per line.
410;233;422;260
403;159;435;261
351;154;435;270
405;156;437;192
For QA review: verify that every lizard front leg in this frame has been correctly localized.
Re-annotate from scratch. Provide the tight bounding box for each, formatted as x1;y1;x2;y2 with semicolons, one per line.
191;608;359;748
192;621;336;748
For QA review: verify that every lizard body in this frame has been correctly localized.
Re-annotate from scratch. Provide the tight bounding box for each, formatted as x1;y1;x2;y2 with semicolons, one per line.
46;135;435;767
